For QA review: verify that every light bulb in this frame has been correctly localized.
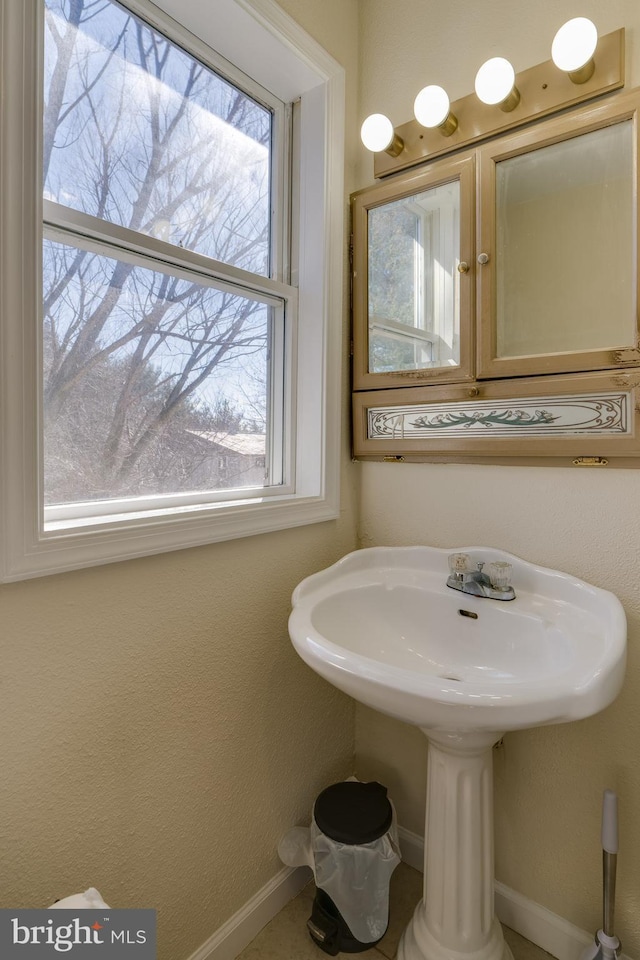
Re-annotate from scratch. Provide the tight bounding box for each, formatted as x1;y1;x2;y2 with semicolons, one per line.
475;57;519;110
552;17;598;80
360;113;395;152
414;85;450;128
413;85;458;136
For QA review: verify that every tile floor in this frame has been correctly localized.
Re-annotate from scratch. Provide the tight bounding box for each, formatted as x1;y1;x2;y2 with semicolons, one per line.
236;863;553;960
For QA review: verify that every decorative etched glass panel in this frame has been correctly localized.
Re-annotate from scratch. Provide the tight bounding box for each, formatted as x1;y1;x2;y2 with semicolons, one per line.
368;181;461;373
367;392;631;440
495;121;635;358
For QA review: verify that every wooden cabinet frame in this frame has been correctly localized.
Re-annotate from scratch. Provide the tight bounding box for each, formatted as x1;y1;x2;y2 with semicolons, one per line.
353;371;640;464
351;87;640;465
352;152;475;390
477;90;640;379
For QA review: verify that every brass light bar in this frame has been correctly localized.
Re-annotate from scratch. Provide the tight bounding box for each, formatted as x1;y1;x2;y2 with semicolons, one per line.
373;28;624;178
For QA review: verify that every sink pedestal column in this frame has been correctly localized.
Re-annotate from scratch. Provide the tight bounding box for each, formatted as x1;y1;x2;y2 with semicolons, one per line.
397;729;513;960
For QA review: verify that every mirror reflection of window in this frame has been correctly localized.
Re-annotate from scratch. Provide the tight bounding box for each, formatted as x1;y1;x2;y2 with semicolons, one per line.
495;120;636;359
367;181;461;374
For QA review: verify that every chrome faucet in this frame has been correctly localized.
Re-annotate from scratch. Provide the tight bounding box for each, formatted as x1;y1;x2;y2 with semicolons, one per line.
446;553;516;601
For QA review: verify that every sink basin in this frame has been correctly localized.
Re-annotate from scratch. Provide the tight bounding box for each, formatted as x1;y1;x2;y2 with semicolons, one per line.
289;546;627;960
289;545;626;733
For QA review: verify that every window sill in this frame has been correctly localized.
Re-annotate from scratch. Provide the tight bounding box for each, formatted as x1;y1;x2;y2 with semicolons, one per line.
3;494;339;582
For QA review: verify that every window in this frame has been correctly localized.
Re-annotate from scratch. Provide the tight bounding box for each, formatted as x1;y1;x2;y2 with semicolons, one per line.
0;0;344;580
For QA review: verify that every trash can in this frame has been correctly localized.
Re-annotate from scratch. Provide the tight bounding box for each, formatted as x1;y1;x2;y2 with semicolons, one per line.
279;780;400;955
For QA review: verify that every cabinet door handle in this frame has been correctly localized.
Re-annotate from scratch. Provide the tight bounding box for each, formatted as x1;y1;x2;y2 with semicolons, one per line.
457;261;470;274
477;252;490;265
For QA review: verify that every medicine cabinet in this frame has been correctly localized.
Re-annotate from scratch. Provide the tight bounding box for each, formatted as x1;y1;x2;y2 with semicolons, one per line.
351;88;640;464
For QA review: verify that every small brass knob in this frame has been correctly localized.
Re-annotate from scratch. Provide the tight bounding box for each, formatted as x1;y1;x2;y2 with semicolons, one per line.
457;261;469;274
468;387;480;397
477;252;490;265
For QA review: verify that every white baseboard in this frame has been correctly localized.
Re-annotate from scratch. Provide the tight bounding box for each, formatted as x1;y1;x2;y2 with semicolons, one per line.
397;826;632;960
495;881;589;960
189;828;631;960
397;824;425;872
187;864;312;960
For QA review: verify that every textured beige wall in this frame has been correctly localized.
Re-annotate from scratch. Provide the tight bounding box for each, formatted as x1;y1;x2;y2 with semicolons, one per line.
355;0;640;952
0;2;360;959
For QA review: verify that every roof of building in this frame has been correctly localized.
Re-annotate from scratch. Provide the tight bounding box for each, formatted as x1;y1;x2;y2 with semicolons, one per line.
189;431;266;456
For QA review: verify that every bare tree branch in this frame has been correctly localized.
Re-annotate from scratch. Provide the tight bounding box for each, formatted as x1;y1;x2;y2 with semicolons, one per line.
43;0;272;499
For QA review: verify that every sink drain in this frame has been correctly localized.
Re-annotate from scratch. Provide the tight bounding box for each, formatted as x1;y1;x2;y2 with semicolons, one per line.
439;673;462;682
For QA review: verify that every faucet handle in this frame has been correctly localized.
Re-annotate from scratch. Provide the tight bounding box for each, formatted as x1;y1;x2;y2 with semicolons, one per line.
448;553;470;575
488;561;513;592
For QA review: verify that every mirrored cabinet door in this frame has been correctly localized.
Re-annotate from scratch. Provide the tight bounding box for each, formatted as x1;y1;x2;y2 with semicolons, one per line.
352;153;475;390
477;93;640;379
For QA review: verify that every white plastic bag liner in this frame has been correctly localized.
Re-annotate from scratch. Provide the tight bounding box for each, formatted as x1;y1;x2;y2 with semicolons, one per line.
278;826;315;869
309;809;400;943
49;888;111;909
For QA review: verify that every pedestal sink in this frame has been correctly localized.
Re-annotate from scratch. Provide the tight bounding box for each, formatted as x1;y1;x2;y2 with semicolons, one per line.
288;546;626;960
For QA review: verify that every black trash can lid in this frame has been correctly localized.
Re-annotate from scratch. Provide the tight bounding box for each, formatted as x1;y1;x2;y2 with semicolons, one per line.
313;781;392;845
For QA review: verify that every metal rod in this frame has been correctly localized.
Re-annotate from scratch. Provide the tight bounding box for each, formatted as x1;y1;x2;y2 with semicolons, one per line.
603;850;617;936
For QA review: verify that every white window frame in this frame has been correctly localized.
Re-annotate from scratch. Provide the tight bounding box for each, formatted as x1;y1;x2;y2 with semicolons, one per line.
0;0;344;581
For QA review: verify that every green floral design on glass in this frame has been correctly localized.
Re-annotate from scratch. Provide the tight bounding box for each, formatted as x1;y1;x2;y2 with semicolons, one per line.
410;409;559;430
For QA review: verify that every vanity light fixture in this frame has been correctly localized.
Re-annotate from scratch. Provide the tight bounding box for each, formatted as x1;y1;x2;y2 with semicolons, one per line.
552;17;598;83
364;16;622;176
413;85;458;136
474;57;520;112
360;113;404;156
